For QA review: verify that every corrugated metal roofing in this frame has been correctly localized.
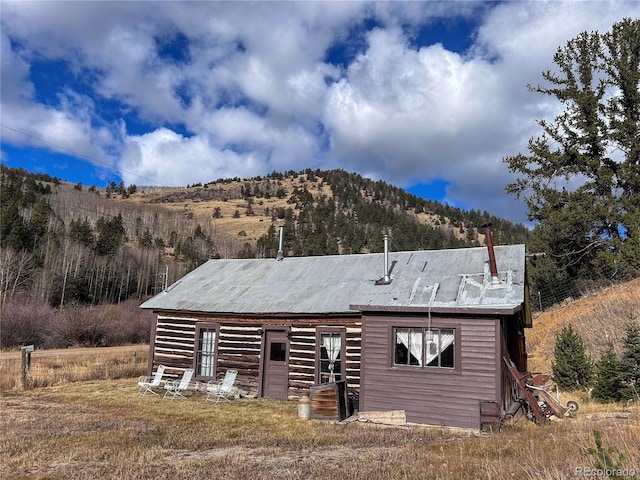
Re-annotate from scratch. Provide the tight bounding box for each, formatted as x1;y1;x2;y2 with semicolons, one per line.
139;244;527;315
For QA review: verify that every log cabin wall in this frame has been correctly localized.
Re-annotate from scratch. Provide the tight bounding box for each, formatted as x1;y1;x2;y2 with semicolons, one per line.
150;312;361;399
217;323;262;395
152;315;197;379
288;323;361;399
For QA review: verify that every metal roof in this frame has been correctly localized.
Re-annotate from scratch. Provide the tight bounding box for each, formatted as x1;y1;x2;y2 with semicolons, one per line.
139;244;527;315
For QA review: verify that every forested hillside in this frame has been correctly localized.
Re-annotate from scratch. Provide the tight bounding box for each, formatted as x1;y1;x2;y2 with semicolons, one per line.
0;165;529;310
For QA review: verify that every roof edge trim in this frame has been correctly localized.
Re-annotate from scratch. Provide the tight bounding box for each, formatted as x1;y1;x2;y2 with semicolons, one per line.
349;304;523;316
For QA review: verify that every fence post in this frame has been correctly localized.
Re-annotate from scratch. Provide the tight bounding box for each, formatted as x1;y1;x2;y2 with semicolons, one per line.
21;345;34;390
538;291;542;312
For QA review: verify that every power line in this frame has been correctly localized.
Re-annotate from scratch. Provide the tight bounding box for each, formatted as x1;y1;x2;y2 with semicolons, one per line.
0;123;164;188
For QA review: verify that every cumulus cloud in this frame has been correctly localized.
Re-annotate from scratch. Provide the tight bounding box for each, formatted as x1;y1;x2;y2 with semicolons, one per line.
2;0;639;224
323;27;508;181
0;31;119;172
120;128;259;186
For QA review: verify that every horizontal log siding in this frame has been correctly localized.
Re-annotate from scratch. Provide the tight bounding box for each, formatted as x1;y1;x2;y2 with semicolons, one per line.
152;315;197;378
288;326;316;397
288;323;362;398
150;312;361;400
217;324;262;395
361;315;500;430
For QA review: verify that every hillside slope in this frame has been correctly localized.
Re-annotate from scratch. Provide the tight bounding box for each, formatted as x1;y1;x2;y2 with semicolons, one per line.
526;277;640;373
1;166;528;307
122;169;528;252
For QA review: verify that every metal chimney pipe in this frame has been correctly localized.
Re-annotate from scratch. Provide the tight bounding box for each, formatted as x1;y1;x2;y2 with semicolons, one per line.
276;226;284;261
383;234;390;283
481;222;499;283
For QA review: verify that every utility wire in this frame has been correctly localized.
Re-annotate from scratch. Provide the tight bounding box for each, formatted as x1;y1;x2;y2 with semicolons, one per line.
0;123;164;187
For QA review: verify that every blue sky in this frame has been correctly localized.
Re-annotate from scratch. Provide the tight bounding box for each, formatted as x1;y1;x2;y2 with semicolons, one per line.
1;1;638;224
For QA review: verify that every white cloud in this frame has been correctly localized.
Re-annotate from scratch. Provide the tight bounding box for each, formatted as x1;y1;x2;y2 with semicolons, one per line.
321;1;640;222
323;26;508;182
2;0;639;224
120;128;260;186
0;32;118;172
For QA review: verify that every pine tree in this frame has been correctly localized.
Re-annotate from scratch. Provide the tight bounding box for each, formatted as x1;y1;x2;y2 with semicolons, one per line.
504;18;640;285
552;323;594;390
591;343;622;402
619;321;640;401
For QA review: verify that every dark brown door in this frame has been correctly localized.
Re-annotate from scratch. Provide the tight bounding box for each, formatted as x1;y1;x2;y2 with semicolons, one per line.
261;330;289;400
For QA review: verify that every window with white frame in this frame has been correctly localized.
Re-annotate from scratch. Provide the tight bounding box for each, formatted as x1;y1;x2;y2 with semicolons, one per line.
317;330;344;383
195;325;217;378
394;327;455;369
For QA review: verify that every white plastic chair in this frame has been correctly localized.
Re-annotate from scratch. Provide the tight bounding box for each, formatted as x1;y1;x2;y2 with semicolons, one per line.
205;369;238;403
163;368;195;400
137;365;166;396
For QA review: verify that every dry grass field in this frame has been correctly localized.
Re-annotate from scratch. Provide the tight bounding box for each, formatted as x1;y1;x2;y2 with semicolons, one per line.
0;345;149;391
527;277;640;373
1;378;638;480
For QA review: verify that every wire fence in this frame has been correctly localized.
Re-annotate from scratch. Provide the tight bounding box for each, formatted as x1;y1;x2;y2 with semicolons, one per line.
529;276;628;314
0;345;148;391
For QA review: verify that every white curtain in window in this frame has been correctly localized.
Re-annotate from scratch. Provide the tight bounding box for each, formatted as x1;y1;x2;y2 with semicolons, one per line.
396;329;423;366
321;334;341;381
425;330;454;365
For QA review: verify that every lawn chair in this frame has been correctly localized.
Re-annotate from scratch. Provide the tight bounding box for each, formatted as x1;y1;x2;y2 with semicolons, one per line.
137;365;166;396
163;368;195;401
205;369;238;403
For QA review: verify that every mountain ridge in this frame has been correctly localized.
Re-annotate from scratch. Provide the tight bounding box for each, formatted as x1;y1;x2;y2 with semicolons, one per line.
0;165;529;307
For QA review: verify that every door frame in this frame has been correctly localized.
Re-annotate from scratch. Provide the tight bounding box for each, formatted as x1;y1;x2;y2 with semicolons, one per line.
258;326;291;399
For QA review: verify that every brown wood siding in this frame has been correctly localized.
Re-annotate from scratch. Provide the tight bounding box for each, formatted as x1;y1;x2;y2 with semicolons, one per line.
360;314;500;430
151;312;361;399
217;324;262;394
152;316;197;378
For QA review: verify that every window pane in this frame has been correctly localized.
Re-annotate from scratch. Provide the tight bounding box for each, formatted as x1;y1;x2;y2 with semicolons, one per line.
440;329;455;368
395;328;409;365
270;342;286;362
410;329;423;366
319;332;343;383
332;360;342;381
197;328;216;377
425;328;455;368
394;328;422;366
425;329;439;367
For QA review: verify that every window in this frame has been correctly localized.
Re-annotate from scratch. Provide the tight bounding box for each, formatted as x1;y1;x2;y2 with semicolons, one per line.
317;330;345;383
195;325;218;378
270;342;286;362
393;327;455;369
394;328;423;365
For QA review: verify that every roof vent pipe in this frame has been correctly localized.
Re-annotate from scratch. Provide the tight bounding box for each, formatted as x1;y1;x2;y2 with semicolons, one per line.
276;226;284;261
383;234;390;283
481;222;500;284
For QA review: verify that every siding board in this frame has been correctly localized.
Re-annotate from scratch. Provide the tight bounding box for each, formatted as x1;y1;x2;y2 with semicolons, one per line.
360;314;500;429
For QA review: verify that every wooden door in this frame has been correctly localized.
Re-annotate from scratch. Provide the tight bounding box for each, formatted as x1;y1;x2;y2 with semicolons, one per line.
261;330;289;400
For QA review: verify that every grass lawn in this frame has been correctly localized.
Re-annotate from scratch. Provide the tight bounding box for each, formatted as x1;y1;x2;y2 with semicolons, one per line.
1;379;639;479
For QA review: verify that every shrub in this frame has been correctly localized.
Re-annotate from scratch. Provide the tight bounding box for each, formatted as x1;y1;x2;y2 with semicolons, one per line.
0;296;152;349
0;296;54;348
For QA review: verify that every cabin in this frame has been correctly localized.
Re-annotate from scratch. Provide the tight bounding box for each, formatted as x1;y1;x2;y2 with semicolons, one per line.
140;235;531;430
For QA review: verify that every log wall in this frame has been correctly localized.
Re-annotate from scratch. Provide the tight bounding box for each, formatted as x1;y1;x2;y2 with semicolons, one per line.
150;312;361;399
